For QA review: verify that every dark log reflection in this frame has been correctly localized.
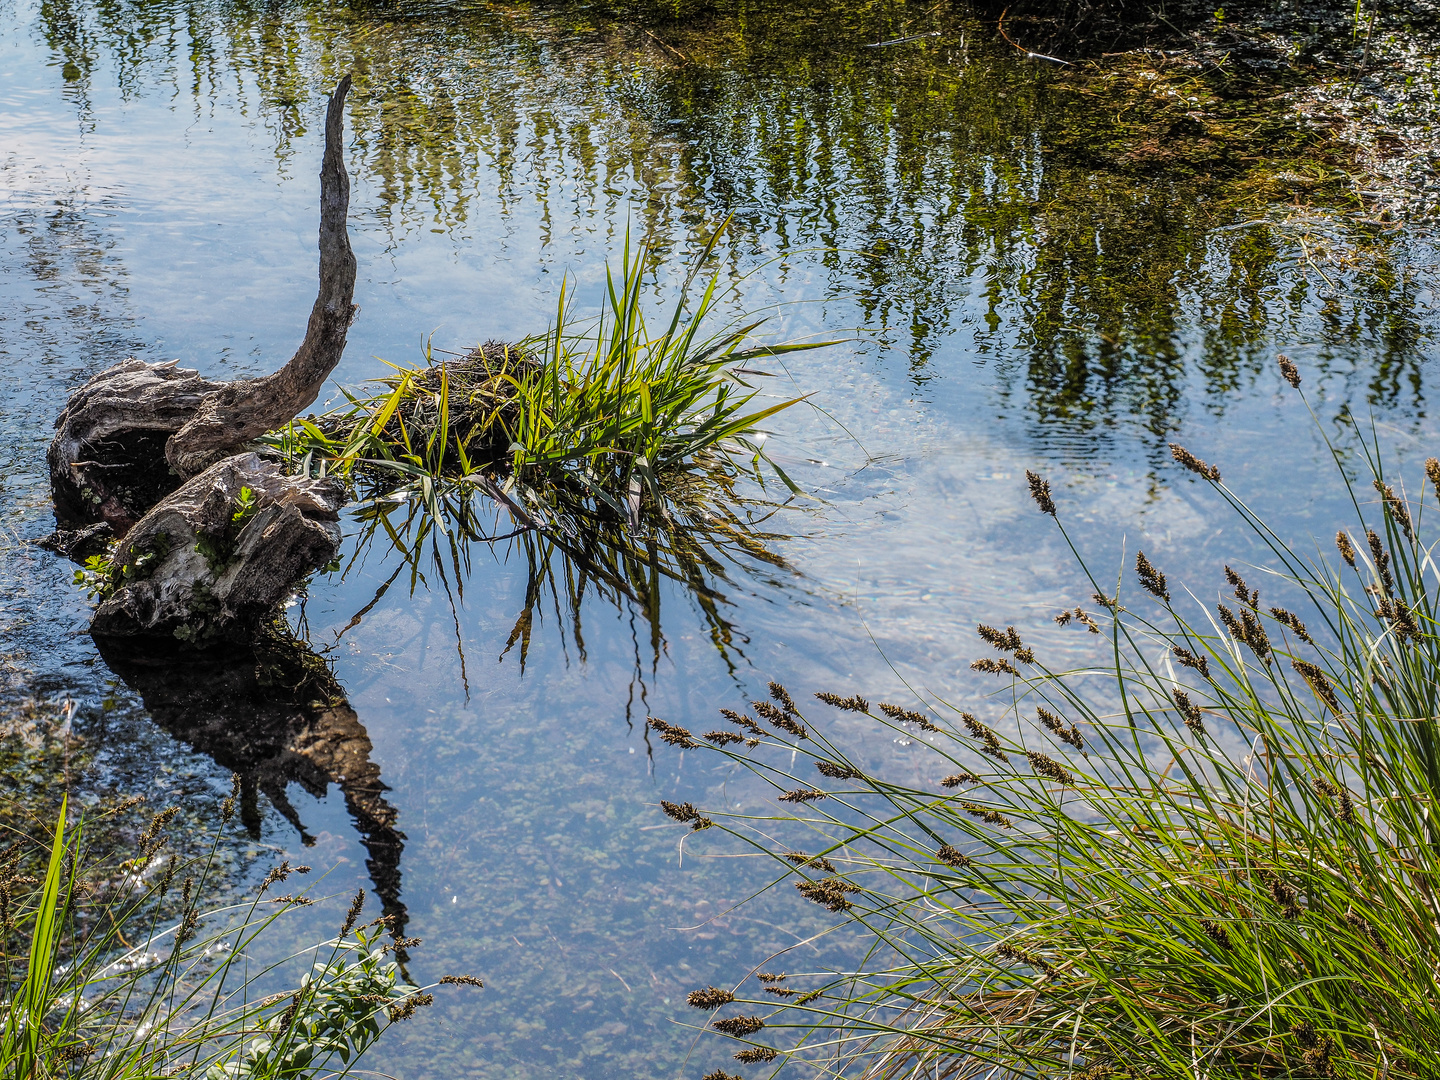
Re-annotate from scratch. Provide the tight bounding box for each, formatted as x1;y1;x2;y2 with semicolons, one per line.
92;625;408;942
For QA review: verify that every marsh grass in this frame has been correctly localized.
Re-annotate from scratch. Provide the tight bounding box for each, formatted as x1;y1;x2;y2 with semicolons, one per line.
659;384;1440;1078
0;788;472;1078
266;227;827;534
270;230;823;671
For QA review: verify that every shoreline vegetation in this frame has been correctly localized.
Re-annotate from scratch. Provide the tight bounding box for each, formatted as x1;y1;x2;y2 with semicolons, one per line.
655;361;1440;1078
0;789;481;1079
615;0;1440;219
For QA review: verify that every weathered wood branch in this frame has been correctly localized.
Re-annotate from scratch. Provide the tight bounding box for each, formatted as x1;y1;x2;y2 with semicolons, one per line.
165;75;357;478
48;75;356;533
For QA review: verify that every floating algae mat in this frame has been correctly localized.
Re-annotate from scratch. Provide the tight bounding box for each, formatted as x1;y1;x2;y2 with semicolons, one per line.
0;0;1437;1075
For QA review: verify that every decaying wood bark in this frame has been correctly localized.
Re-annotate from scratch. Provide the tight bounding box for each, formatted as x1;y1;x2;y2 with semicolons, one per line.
89;453;344;639
48;74;356;534
47;359;225;533
164;76;358;478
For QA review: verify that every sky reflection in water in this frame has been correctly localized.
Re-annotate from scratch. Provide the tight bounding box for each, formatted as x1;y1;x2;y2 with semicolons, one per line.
1;0;1438;1074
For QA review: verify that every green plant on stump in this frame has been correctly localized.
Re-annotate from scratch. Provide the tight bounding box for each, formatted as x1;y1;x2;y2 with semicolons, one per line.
194;485;260;576
72;534;170;601
262;227;825;666
655;366;1440;1078
264;224;830;533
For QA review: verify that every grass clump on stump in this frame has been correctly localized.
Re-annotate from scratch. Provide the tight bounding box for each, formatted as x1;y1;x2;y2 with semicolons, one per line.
266;227;826;539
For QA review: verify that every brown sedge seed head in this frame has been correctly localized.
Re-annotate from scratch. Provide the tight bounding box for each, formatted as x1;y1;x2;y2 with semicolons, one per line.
1135;550;1170;602
937;844;971;868
940;772;979;788
661;800;700;823
1169;443;1221;482
767;682;798;714
1373;479;1414;541
341;889;365;936
1026;751;1074;785
878;702;937;731
647;717;699;749
1025;470;1056;515
687;986;734;1009
734;1047;778;1063
813;692;868;713
712;1016;764;1037
783;851;836;872
1336;530;1357;567
778;789;827;803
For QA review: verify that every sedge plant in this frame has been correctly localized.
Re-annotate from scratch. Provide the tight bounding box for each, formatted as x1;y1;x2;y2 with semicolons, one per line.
262;229;820;669
651;362;1440;1079
0;784;481;1078
265;224;828;536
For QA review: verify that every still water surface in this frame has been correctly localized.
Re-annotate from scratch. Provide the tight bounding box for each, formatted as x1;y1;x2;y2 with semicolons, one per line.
1;0;1438;1074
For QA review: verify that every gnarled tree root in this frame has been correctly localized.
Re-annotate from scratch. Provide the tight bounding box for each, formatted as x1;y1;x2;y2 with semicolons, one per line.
49;76;358;639
48;358;224;533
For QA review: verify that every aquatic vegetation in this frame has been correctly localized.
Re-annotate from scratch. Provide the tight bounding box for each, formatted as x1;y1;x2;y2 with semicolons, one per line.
268;228;820;529
265;231;817;671
661;371;1440;1077
0;790;477;1077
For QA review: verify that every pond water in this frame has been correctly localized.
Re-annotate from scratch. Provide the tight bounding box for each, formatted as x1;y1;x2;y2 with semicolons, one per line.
2;0;1438;1075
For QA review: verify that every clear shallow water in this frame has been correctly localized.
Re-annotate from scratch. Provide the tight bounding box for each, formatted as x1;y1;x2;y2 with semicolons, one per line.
2;0;1439;1074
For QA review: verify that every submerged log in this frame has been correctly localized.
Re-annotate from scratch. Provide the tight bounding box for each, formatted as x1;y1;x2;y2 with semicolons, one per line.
48;75;357;534
89;453;344;640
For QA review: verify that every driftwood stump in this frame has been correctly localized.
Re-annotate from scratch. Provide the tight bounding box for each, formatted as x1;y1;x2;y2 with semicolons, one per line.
49;76;359;639
89;454;344;640
50;75;356;529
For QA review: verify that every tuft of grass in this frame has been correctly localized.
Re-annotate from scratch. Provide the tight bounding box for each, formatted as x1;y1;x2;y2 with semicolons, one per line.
0;789;476;1078
264;228;826;672
659;395;1440;1077
266;225;830;533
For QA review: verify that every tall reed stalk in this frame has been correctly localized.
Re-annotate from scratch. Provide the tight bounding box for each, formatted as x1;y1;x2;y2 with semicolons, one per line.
655;368;1440;1079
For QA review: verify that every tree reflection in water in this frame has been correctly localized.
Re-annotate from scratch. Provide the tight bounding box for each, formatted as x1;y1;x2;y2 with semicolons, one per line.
84;471;795;943
30;0;1435;453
